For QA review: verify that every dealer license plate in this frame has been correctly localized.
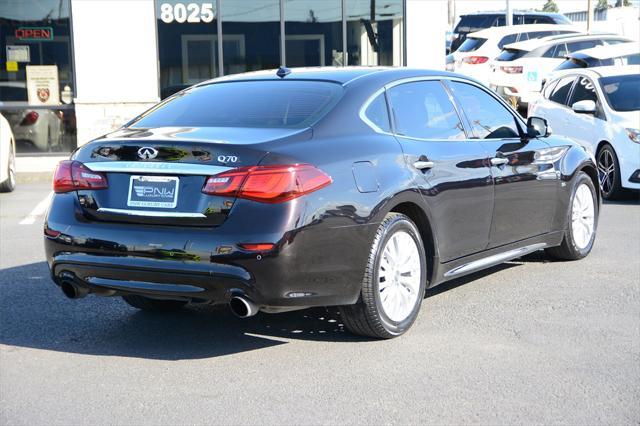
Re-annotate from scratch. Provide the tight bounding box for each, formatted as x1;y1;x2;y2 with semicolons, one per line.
127;176;179;209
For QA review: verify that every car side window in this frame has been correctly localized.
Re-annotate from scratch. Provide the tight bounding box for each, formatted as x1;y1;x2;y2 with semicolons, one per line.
567;40;603;53
543;43;568;58
387;81;466;140
543;79;559;99
447;81;521;139
364;92;391;133
498;34;517;48
549;77;575;105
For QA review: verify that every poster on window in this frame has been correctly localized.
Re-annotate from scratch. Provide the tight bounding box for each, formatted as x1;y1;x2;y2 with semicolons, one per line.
26;65;60;105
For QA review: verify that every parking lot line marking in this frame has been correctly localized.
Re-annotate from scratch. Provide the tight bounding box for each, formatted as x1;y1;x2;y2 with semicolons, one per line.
19;192;53;225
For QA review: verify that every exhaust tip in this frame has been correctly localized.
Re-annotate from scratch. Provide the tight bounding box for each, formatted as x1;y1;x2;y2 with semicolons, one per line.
60;280;89;299
229;296;259;318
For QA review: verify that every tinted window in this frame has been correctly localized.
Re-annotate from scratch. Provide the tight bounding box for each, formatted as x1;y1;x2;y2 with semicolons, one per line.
549;77;575;105
542;79;559;99
567;40;603;53
455;15;494;33
524;16;549;24
458;37;487;52
130;81;342;129
448;82;521;139
387;81;465;140
569;76;598;105
496;48;528;61
364;93;391;132
623;54;640;65
600;74;640;112
543;43;568;58
555;58;588;70
498;34;517;49
0;85;28;102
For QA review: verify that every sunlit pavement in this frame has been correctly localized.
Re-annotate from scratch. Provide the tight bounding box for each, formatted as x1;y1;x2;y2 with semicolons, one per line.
1;183;638;425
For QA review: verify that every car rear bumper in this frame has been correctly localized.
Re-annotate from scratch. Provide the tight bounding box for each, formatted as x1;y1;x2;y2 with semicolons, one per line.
45;192;375;308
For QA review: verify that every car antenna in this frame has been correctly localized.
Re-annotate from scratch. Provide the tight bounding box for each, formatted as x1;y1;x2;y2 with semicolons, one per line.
277;66;291;78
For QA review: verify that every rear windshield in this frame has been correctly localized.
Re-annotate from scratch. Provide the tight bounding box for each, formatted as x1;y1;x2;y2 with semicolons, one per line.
458;37;487;52
495;48;528;61
600;74;640;112
130;80;343;129
555;58;588;70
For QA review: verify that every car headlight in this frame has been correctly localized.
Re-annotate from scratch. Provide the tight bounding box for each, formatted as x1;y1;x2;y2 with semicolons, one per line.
626;128;640;144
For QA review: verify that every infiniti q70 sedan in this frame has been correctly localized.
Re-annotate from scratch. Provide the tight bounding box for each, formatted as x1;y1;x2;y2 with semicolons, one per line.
45;67;599;339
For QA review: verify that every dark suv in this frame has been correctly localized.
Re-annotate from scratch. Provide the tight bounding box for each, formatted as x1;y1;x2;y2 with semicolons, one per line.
449;11;572;53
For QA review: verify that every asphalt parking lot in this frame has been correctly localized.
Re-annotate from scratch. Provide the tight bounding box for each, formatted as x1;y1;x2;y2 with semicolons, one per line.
1;182;638;425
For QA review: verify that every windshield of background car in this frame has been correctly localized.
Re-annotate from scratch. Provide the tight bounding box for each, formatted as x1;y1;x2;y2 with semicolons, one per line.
458;37;487;52
129;80;343;129
495;48;529;61
600;74;640;112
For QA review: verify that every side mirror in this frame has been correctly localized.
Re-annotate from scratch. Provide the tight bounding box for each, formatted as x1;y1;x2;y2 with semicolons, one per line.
527;116;552;138
572;100;597;114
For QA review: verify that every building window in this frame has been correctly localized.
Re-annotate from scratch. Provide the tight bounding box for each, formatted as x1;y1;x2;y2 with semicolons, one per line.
284;0;343;67
221;0;281;75
155;0;405;96
0;0;77;154
346;0;404;66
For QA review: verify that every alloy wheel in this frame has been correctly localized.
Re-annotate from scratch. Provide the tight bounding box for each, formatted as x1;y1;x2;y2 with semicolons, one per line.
571;183;595;250
378;230;421;322
597;149;615;196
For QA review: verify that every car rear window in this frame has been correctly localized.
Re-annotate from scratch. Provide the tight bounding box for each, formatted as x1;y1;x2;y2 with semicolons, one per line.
454;15;495;33
600;74;640;112
458;37;487;52
555;58;589;70
130;80;343;129
495;48;528;61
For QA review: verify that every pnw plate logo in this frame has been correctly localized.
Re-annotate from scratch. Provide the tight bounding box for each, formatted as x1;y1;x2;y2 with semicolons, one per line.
134;186;174;198
137;147;158;160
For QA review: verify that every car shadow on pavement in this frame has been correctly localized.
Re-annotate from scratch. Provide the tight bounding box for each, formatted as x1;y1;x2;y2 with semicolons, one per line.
0;262;369;360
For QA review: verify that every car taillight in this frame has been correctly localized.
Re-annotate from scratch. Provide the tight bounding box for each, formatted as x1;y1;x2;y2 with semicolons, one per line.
500;66;523;74
20;111;39;126
53;160;108;193
462;56;489;65
202;164;332;203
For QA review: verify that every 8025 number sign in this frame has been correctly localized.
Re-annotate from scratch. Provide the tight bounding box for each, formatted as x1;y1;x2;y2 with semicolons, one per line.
160;2;215;24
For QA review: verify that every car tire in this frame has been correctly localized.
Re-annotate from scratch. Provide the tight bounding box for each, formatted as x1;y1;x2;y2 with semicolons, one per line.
122;294;187;312
0;142;16;193
340;213;427;339
546;171;598;261
597;143;625;200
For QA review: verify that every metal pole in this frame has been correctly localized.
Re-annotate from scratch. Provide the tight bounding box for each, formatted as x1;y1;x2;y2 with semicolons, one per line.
506;0;513;25
216;0;223;76
587;0;594;31
280;0;286;66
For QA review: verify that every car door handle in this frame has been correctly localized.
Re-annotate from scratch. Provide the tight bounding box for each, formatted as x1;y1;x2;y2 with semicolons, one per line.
490;157;509;166
414;160;434;170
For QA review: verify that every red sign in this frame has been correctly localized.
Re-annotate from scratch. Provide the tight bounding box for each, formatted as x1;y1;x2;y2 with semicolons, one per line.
15;27;54;41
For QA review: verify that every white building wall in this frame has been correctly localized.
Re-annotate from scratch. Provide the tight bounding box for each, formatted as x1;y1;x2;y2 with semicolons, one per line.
71;0;159;145
406;0;447;70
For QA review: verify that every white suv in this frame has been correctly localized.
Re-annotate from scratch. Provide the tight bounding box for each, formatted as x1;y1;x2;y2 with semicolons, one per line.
446;24;579;84
489;33;631;108
528;67;640;199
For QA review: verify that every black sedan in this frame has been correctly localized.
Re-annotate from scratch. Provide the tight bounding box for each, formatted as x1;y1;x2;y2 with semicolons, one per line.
45;67;599;339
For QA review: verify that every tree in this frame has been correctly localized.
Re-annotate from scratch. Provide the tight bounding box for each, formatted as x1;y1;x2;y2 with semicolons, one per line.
596;0;611;10
614;0;631;7
541;0;559;13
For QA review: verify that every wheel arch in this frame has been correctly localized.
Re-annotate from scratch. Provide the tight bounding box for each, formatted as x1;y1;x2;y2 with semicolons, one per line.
387;201;437;286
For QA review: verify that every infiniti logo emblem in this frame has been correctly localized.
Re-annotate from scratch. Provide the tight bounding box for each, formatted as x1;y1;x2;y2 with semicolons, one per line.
138;147;158;160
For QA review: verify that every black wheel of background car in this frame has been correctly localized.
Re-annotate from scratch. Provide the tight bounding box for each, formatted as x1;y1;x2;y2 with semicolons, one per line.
339;213;427;339
546;171;598;261
597;144;624;200
122;295;188;311
0;142;16;193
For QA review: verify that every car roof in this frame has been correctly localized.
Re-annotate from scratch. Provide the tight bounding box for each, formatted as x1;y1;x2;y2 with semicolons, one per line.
468;24;579;39
550;65;640;81
461;10;566;17
197;67;465;86
567;41;640;60
503;33;625;52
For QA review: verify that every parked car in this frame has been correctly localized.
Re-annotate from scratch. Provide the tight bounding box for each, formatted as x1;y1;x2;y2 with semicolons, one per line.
489;33;631;108
449;11;572;53
446;24;581;83
45;67;600;339
0;81;63;152
553;41;640;72
0;113;16;192
529;67;639;199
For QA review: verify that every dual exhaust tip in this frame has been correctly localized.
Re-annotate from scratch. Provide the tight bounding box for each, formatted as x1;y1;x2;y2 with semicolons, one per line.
60;278;259;318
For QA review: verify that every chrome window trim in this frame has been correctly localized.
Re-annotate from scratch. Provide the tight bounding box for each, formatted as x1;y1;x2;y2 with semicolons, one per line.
359;75;527;142
96;208;206;218
84;161;231;176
